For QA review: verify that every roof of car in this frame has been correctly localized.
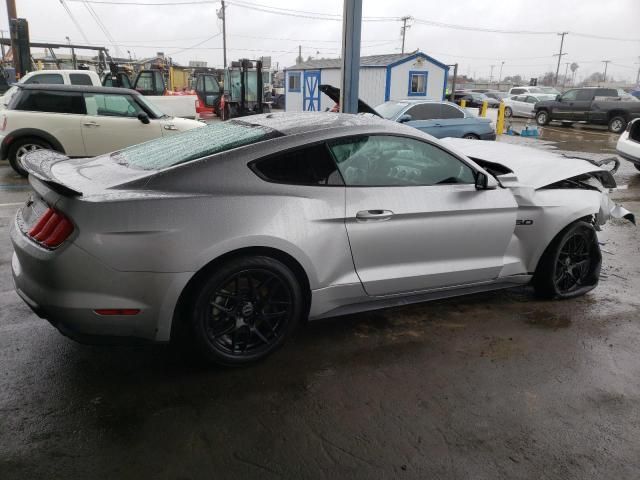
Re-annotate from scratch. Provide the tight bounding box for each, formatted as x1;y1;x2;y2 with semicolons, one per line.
16;83;139;95
236;112;400;136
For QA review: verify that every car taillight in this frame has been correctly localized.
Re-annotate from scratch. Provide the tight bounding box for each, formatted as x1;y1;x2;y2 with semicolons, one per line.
27;207;74;248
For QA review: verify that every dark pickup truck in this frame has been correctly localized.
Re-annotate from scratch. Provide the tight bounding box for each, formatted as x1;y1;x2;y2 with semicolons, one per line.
534;87;640;133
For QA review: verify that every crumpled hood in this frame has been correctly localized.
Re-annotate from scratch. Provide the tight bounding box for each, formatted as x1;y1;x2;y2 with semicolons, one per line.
441;138;614;189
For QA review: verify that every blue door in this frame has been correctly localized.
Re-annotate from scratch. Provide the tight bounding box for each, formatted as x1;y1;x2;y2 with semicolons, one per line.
303;70;321;111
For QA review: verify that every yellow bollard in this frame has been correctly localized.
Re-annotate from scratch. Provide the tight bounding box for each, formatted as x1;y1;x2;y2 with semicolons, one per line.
496;102;506;136
480;101;488;117
460;99;466;108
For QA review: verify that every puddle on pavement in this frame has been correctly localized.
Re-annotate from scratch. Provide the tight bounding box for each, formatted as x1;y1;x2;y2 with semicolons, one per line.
522;310;572;329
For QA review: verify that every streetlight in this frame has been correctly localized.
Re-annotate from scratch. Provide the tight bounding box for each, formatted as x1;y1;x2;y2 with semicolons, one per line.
127;50;132;62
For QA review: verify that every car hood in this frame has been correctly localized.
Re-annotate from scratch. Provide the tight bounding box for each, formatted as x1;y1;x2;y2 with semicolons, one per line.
441;138;616;189
319;84;381;117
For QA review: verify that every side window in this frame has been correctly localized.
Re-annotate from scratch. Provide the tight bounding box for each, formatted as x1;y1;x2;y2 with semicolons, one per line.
440;104;464;119
288;72;301;92
561;90;579;101
576;90;595;101
14;90;86;114
329;135;476;187
408;71;428;96
406;103;441;120
24;73;64;85
69;73;93;86
525;96;538;104
84;94;143;117
511;88;524;95
513;96;525;102
195;76;203;91
251;143;343;186
596;89;617;97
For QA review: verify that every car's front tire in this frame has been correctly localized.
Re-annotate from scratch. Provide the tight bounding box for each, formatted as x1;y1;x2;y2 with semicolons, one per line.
8;137;52;177
536;110;550;126
463;133;480;140
190;256;304;366
533;221;601;299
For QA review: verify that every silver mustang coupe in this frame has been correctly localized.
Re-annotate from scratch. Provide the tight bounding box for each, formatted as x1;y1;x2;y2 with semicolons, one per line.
11;113;634;365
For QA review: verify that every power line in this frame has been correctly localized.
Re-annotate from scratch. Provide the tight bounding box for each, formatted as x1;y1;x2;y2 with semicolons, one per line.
167;32;221;55
58;0;91;44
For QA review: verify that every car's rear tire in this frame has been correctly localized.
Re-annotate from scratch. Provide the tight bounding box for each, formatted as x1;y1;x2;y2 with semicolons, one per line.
189;255;304;366
536;110;550;126
533;221;601;299
504;107;513;118
608;116;627;134
8;137;52;177
463;133;480;140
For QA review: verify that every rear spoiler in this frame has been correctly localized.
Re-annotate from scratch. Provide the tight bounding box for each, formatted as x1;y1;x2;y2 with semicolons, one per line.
22;149;82;196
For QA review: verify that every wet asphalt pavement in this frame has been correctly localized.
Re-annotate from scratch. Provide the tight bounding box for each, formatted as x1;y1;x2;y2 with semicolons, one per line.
1;122;640;479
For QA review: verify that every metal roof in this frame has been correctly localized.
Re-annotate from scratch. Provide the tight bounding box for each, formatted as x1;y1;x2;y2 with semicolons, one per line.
286;52;443;70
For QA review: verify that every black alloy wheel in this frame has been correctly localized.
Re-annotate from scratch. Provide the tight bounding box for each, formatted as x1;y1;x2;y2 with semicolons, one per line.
191;256;303;365
534;221;601;299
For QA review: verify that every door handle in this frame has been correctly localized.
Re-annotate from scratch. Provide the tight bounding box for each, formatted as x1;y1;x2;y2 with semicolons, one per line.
356;210;394;222
83;121;100;127
163;124;178;130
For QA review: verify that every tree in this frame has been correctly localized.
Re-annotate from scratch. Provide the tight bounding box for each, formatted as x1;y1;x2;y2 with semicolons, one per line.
582;71;605;86
538;71;556;86
570;62;579;86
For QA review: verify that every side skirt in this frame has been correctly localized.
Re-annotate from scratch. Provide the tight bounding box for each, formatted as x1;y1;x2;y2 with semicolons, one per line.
310;275;532;321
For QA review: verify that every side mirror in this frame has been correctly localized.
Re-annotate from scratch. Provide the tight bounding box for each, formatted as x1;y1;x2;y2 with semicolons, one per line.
556;94;562;101
475;171;498;190
397;114;412;123
137;112;150;124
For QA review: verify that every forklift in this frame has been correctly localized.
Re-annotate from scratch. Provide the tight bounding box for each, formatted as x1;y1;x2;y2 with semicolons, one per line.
208;58;271;120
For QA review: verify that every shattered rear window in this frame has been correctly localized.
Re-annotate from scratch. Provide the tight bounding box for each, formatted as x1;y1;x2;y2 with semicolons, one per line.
112;121;281;170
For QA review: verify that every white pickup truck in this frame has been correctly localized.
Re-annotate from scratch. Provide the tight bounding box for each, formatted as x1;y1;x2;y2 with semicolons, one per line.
1;69;197;119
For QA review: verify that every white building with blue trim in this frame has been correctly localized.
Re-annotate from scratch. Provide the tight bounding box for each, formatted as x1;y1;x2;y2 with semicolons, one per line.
283;51;448;112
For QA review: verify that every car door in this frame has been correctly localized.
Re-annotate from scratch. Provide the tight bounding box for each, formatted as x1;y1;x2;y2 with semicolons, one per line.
523;96;539;117
512;96;528;116
10;89;87;156
329;135;518;296
571;89;595;121
554;89;580;120
81;92;163;156
195;74;221;110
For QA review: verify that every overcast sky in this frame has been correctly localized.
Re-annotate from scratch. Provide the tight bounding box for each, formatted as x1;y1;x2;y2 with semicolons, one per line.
3;0;640;83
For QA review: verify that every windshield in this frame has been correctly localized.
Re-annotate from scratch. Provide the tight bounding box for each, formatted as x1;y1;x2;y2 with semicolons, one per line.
374;101;408;119
112;121;281;170
135;94;168;118
534;94;557;101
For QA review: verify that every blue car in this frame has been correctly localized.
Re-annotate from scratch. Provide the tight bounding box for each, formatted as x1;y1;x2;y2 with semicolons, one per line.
318;85;495;140
375;99;496;140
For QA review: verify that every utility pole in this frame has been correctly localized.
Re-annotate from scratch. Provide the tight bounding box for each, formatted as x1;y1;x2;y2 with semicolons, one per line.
400;16;411;55
489;64;495;85
217;0;227;69
5;0;17;69
562;62;570;89
498;61;505;84
602;60;611;85
448;63;458;100
554;32;568;86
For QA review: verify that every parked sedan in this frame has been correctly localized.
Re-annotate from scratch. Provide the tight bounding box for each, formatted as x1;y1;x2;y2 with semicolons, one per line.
375;99;496;140
617;118;640;171
453;92;501;108
1;84;204;176
504;93;557;118
11;113;634;365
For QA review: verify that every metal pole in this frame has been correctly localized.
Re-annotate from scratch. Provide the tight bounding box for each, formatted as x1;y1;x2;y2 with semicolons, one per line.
221;0;227;68
489;65;494;85
449;63;457;101
6;0;17;70
339;0;362;114
554;32;567;86
498;61;504;84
